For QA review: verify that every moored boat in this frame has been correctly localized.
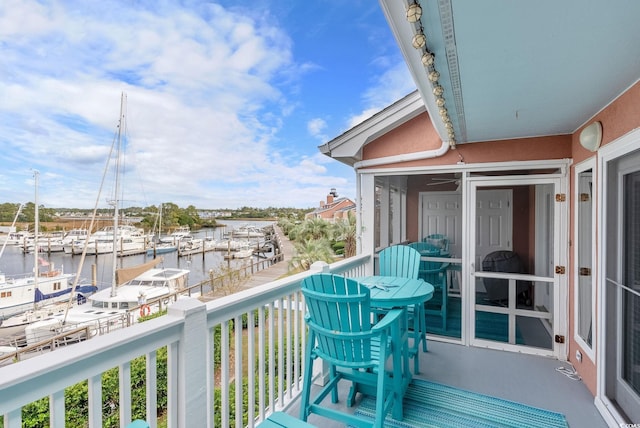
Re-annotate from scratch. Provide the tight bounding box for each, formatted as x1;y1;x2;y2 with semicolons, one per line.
24;260;190;345
231;224;265;238
76;225;152;256
159;226;192;244
0;172;80;321
146;242;178;255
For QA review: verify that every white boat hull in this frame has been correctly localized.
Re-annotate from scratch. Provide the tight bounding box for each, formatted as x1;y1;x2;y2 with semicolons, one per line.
0;272;76;320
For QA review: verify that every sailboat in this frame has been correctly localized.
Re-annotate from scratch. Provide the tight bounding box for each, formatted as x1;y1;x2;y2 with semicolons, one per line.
0;172;97;325
24;93;190;344
147;205;178;255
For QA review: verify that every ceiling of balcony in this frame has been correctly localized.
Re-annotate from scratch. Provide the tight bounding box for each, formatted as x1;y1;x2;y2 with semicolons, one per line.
379;0;640;145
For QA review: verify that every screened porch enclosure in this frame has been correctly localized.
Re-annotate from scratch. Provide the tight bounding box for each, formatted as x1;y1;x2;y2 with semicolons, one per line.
368;161;568;357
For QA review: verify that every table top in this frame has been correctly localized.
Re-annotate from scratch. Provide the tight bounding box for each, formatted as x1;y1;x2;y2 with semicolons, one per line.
355;276;434;308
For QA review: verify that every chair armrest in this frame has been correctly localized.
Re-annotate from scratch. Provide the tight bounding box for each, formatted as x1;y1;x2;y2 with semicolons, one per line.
371;308;404;333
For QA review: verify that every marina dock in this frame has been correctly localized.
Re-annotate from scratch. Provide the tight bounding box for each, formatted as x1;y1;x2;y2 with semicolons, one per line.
198;225;294;301
0;224;295;362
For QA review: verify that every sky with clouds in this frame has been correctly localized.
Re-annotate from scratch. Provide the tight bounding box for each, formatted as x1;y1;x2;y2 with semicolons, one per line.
0;0;416;210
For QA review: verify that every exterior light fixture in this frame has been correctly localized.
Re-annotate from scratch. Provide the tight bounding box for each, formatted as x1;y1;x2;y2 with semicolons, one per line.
406;3;422;23
421;51;434;67
428;70;440;82
579;121;603;152
412;32;426;49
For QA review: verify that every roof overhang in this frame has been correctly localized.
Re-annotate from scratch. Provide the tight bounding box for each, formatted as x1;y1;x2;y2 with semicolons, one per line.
318;91;425;166
379;0;640;144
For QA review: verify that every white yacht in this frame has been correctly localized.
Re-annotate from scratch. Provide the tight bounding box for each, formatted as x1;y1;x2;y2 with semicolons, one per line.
24;261;190;345
159;226;192;243
62;228;90;254
0;264;77;321
231;225;265;238
0;172;90;322
75;225;152;255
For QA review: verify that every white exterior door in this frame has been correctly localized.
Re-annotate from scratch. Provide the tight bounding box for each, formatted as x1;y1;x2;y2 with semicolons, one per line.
419;191;461;256
475;189;513;268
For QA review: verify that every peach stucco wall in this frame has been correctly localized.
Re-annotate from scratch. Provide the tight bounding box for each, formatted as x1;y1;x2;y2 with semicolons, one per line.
567;80;640;395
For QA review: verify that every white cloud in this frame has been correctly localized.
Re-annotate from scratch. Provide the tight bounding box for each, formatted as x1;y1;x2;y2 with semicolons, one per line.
348;62;415;129
0;1;400;209
307;118;328;142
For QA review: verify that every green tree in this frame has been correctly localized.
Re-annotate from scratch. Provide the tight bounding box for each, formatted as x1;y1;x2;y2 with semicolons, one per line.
331;211;357;258
289;238;335;271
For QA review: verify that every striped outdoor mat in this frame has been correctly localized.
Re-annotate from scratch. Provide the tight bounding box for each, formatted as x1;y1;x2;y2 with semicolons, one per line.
354;379;568;428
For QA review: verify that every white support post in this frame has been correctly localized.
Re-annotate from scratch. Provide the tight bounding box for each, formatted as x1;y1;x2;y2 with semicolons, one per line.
167;298;208;428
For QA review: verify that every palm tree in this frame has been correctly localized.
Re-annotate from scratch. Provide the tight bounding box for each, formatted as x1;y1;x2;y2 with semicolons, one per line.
289;238;335;272
295;218;331;241
332;211;357;258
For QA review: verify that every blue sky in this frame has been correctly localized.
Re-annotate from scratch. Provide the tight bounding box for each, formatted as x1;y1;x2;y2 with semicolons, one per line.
0;0;415;209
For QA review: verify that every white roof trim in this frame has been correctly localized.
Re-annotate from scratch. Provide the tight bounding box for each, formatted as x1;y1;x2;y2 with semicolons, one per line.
319;91;425;166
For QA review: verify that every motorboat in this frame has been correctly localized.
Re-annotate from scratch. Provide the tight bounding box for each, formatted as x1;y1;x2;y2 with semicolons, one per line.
231;225;265;239
24;260;190;345
159;226;192;244
0;230;33;246
0;284;97;328
213;239;246;251
75;225;152;255
233;246;255;259
22;232;66;253
0;172;88;321
0;264;80;321
62;228;90;254
146;242;178;255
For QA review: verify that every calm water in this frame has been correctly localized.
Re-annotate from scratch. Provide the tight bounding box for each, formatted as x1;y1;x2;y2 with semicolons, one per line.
0;220;274;288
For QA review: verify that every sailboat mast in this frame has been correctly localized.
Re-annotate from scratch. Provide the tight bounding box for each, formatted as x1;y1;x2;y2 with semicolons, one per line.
33;170;40;307
110;93;125;297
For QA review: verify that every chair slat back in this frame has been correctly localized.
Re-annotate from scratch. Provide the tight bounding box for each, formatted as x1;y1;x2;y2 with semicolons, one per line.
378;245;421;279
424;234;450;252
408;241;441;256
301;274;374;366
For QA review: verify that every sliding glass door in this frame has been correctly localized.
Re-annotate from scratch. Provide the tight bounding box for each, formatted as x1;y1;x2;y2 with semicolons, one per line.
603;147;640;422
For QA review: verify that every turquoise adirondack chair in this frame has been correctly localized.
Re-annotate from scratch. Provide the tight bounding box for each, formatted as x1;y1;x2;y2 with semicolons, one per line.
125;421;149;428
420;260;450;333
408;241;441;256
378;245;421;278
423;233;450;255
378;244;426;368
409;241;449;333
300;273;407;428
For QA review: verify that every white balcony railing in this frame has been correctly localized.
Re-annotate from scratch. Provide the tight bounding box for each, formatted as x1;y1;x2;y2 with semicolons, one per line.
0;254;371;428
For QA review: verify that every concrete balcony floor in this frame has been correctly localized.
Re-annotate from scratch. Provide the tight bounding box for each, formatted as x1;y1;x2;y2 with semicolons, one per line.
287;340;607;427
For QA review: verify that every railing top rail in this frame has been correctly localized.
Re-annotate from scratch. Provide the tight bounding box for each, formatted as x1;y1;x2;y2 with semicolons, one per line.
205;253;370;325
